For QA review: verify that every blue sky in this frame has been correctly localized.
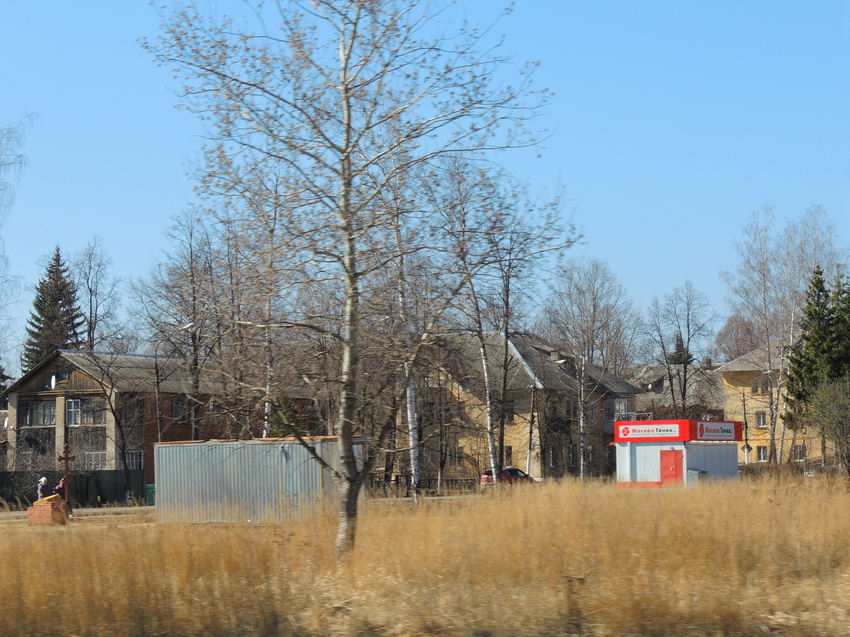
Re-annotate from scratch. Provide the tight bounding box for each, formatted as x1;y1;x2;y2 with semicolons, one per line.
1;1;849;367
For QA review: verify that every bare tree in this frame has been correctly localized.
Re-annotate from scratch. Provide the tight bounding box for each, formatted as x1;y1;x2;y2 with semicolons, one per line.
71;236;123;350
537;258;641;378
535;258;640;477
150;0;544;556
0;117;29;371
132;211;220;441
0;116;28;214
643;281;715;419
713;312;759;363
721;205;846;461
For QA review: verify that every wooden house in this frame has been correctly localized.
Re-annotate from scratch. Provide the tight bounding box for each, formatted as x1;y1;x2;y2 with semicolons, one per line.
2;350;227;484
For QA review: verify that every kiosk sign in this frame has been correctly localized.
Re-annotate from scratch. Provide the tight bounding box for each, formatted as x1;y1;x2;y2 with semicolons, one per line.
617;423;680;440
614;420;743;443
696;421;736;441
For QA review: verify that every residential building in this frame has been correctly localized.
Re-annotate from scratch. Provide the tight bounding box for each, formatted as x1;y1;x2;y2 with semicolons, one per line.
429;332;641;479
717;345;825;466
625;362;725;421
2;350;227;484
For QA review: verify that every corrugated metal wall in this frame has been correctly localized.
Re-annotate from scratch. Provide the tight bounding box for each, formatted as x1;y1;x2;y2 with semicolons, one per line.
684;442;738;480
155;438;363;523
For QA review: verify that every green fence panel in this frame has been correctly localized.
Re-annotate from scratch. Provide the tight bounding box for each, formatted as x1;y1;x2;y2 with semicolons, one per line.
0;470;145;508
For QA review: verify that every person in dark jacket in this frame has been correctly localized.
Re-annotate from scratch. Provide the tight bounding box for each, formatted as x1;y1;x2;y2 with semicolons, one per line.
54;477;73;518
37;477;50;500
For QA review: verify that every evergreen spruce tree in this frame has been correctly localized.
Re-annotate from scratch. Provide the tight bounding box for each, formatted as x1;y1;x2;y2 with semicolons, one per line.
827;270;850;379
668;332;695;365
21;247;84;373
784;266;833;429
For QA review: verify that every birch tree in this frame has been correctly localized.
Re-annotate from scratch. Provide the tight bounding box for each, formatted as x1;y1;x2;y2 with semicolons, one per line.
150;0;544;556
721;205;845;461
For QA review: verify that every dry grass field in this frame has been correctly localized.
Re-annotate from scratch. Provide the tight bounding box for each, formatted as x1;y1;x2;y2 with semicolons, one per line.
4;475;850;636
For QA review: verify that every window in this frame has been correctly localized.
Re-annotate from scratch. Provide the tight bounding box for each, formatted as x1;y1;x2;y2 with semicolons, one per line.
755;412;767;429
84;451;107;470
66;399;106;426
791;445;807;462
547;446;559;468
125;450;144;470
66;399;80;425
503;446;513;466
751;377;769;395
757;445;768;462
171;399;191;426
568;445;578;468
20;401;56;427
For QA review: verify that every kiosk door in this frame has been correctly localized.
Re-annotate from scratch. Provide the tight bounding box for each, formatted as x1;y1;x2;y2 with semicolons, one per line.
660;449;683;486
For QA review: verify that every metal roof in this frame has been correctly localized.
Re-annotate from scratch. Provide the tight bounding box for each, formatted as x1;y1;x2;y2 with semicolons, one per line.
440;332;640;398
3;350;219;396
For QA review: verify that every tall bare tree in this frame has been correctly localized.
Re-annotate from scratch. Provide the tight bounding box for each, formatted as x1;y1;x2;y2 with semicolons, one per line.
132;211;220;441
643;281;714;419
536;258;640;477
150;0;545;556
537;258;641;378
721;205;845;461
0;116;29;373
71;236;123;350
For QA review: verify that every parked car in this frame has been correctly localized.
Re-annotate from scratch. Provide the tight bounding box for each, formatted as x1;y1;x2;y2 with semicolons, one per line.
480;466;534;487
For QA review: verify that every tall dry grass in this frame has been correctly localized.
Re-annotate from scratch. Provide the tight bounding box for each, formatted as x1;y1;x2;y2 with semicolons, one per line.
5;477;850;636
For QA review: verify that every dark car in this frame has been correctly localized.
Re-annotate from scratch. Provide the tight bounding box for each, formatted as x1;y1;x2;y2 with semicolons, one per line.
480;466;534;487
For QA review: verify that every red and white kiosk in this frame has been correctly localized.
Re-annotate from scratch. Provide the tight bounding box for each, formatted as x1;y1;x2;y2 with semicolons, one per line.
614;420;743;487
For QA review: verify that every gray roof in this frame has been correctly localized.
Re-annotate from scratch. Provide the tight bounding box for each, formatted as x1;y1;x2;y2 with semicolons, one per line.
4;350;218;396
716;343;792;374
60;350;211;394
440;332;640;399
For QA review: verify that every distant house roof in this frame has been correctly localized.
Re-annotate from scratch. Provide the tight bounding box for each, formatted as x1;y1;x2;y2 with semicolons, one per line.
622;363;724;415
439;332;640;399
3;350;217;397
716;343;793;374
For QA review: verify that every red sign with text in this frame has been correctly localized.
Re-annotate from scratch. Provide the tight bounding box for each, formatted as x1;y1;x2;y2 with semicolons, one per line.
615;420;742;443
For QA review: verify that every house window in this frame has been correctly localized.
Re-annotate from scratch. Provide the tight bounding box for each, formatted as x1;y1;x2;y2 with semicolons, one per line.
790;445;807;462
503;401;515;424
757;445;768;462
124;450;144;470
503;446;513;466
66;399;106;426
171;399;192;426
548;446;559;468
755;412;767;429
20;401;56;427
751;377;770;394
84;451;107;470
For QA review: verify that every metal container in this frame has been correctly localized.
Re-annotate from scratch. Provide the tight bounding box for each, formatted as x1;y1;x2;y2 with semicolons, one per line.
154;437;364;523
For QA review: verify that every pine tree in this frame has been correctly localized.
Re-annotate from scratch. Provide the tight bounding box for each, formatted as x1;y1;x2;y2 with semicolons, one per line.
784;266;833;429
21;247;85;373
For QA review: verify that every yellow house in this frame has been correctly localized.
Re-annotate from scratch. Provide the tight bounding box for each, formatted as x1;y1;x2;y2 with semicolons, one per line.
429;332;640;480
718;345;825;466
